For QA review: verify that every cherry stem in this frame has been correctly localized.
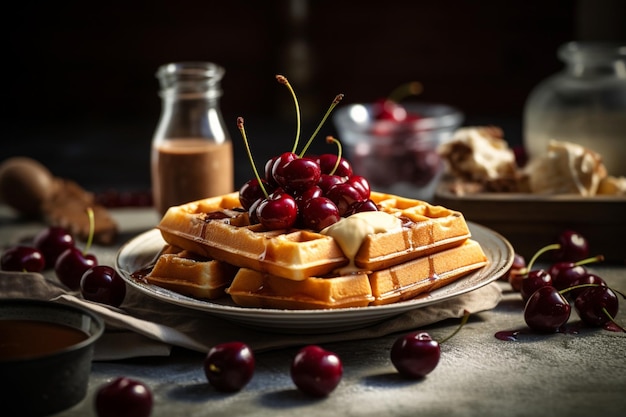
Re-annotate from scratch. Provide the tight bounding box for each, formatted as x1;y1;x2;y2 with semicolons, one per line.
388;81;423;102
237;117;268;198
85;207;94;254
298;94;344;157
559;283;626;300
523;243;561;274
276;75;301;154
439;310;470;345
603;308;626;332
325;136;343;175
575;254;605;267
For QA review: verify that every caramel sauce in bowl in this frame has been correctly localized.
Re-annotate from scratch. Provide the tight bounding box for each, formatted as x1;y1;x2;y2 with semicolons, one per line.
0;299;104;417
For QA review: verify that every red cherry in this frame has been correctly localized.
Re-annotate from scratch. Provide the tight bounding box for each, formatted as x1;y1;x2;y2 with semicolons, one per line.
345;199;378;216
256;191;298;230
301;197;340;231
345;175;371;200
80;265;126;307
372;98;407;121
549;262;588;291
277;157;321;192
567;273;607;300
520;269;553;302
55;247;98;290
316;154;353;177
270;152;298;185
574;286;619;327
326;183;365;216
204;342;255;392
33;226;75;268
553;230;589;262
523;286;571;333
293;185;323;211
390;331;441;379
318;174;346;194
95;377;153;417
239;178;272;211
1;246;45;272
291;345;343;397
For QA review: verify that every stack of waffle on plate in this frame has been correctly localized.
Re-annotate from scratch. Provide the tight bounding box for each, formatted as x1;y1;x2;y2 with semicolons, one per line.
145;191;488;309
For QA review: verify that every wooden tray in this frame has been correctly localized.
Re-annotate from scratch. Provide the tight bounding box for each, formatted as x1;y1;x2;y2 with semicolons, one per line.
434;183;626;263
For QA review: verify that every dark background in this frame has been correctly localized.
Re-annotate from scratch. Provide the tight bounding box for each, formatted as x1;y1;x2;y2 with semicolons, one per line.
2;0;625;193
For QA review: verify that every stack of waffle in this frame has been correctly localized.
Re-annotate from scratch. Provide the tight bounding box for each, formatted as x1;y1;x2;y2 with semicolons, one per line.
145;191;488;309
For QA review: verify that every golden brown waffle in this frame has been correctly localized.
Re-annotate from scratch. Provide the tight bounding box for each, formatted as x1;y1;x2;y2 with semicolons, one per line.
226;239;487;309
368;239;487;305
226;268;374;309
145;246;238;299
157;191;472;281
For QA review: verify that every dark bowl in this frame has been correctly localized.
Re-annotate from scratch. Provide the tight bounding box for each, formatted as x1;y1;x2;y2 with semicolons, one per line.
0;298;104;417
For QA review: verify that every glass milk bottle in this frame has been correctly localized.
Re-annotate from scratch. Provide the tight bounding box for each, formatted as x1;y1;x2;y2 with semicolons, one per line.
524;42;626;176
151;62;234;215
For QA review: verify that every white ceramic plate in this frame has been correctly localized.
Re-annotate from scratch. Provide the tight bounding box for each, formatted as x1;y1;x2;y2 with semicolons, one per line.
116;223;513;333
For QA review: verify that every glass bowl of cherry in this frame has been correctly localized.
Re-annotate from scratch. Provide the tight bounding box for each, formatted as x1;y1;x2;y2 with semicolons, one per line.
333;99;463;202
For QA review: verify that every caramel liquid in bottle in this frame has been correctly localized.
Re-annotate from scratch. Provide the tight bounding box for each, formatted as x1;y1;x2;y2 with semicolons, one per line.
153;139;233;214
151;62;234;215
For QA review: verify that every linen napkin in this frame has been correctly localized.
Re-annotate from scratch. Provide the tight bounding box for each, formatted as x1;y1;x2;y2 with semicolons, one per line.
0;271;502;361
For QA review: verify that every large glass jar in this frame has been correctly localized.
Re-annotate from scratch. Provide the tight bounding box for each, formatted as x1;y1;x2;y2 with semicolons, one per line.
151;62;234;215
524;42;626;176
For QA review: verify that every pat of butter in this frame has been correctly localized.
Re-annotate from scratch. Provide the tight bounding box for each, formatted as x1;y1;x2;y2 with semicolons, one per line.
321;211;402;273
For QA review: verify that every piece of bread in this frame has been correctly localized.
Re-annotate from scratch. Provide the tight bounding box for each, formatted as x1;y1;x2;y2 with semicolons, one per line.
226;239;487;309
157;191;471;281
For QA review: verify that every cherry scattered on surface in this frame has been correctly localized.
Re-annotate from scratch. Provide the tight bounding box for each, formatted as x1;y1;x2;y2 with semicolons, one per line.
55;246;97;290
33;226;75;268
520;269;552;302
574;286;620;327
553;229;589;262
95;377;153;417
523;286;571;333
0;245;45;272
80;265;126;307
291;345;343;397
204;342;255;392
390;331;441;379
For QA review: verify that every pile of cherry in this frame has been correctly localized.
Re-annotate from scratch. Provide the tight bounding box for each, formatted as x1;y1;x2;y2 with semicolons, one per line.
238;131;378;232
504;229;624;334
237;75;380;233
1;224;126;307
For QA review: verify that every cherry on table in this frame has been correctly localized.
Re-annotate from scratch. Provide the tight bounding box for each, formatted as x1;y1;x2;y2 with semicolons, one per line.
80;265;126;307
33;226;75;268
390;331;441;379
553;230;589;262
574;286;619;327
0;245;45;272
95;377;153;417
55;247;97;290
520;269;553;302
523;286;571;333
566;273;607;300
203;341;255;392
291;345;343;397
